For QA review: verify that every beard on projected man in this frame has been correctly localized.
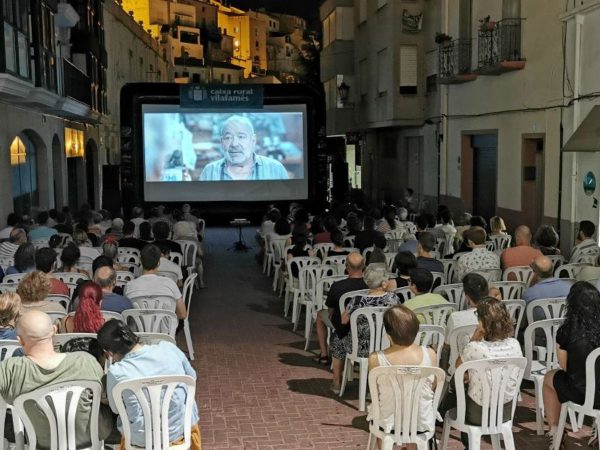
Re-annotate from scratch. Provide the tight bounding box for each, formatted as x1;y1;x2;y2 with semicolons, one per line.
199;115;289;181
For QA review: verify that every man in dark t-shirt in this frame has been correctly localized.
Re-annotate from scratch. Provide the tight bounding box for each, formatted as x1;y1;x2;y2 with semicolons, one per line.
355;216;385;252
416;231;444;273
314;252;366;364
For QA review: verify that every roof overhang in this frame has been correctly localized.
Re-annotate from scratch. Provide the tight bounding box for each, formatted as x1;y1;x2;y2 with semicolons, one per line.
563;105;600;152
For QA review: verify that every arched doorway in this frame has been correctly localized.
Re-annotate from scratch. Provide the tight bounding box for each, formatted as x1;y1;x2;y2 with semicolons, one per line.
85;139;98;209
10;133;39;217
51;134;66;209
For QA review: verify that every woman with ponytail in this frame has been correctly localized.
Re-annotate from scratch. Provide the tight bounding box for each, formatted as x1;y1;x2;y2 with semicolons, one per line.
59;281;105;333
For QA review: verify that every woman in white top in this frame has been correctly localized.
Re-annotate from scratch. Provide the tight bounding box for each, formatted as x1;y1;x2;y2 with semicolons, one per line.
368;305;437;434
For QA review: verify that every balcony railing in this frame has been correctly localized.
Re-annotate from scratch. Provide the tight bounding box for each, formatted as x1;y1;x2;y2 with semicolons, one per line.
477;18;525;74
438;39;477;84
62;58;91;106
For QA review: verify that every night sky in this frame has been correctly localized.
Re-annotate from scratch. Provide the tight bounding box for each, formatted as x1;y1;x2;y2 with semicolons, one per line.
229;0;320;28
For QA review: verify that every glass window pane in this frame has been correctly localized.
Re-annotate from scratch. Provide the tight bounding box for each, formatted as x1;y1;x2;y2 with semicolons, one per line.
4;22;15;72
17;31;27;77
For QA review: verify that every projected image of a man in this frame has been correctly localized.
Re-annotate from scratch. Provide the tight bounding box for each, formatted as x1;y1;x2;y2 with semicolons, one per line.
199;115;289;181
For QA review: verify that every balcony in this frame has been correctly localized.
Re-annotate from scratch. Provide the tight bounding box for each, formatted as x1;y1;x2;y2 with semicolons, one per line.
477;18;526;75
438;39;477;84
62;58;91;106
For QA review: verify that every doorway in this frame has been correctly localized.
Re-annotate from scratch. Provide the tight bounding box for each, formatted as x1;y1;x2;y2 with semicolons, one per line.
85;139;98;209
471;134;497;220
521;136;544;229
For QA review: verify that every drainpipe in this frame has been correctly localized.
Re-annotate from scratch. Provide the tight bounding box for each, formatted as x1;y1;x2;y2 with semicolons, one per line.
569;14;583;240
440;0;449;202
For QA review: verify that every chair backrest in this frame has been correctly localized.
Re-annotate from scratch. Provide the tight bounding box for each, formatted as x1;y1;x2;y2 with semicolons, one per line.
0;283;17;293
116;270;135;287
101;310;124;322
119;262;140;277
348;306;389;358
523;318;565;379
269;236;290;263
182;273;197;321
385;238;403;253
122;309;179;337
53;333;98;349
488;281;525;300
117;253;141;266
441;260;457;284
0;339;21;360
135;332;177;346
547;255;565;272
473;268;502;283
338;289;371;315
174;240;197;268
111;375;196;450
53;272;89;284
167;252;184;267
362;246;374;260
48;294;71;311
368;366;446;444
197;218;206;239
413;303;458;326
433;283;466;310
2;273;25;284
322;255;347;275
343;235;356;247
30;238;50;249
393;286;415;303
491;234;512;251
130;295;177;311
502;299;526;338
525;297;566;324
384;252;396;271
573;347;600;413
312;243;335;260
554;262;589;279
447;323;478;375
414;325;445;366
502;265;534;286
430;271;446;291
286;256;321;282
299;265;336;301
452;357;527;433
314;275;346;311
47;311;67;324
435;238;446;258
118;247;141;258
485;241;495;251
156;271;179;283
575;254;598;265
13;380;103;450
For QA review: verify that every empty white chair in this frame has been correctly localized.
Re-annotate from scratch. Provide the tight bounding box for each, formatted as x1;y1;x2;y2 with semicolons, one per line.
2;273;25;284
367;365;446;450
503;299;526;338
304;274;346;351
135;332;177;345
0;340;21;360
385;238;403;253
130;295;177;312
269;236;290;291
488;281;525;300
484;241;495;251
115;270;135;289
339;306;389;412
412;303;458;327
182;273;197;360
502;265;534;286
294;265;337;333
525;297;566;324
122;309;178;337
13;380;104;450
524;318;565;435
111;375;196;450
362;246;374;261
48;294;71;311
393;286;414;303
323;255;347;275
414;325;445;366
435;238;447;258
119;262;140;277
433;283;466;310
117;253;141;266
446;323;478;377
284;256;320;318
554;262;589;279
440;357;527;450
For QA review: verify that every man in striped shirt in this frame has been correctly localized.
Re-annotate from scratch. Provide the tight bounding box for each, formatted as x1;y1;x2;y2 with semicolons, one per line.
0;227;26;259
569;220;600;263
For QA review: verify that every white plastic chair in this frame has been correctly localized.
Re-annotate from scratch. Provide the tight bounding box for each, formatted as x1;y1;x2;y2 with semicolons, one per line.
339;306;389;412
53;271;89;284
554;262;589;279
502;265;534;286
101;310;124;322
269;236;290;288
122;309;178;337
313;243;335;260
0;364;24;450
53;333;98;349
553;347;600;450
0;283;17;293
344;235;356;247
294;265;337;333
2;273;26;284
262;233;274;274
0;340;21;359
491;234;512;251
430;271;446;291
167;252;184;266
13;380;104;450
524;318;565;435
503;299;526;338
412;303;457;327
433;283;466;310
385;238;403;253
393;286;414;303
130;295;177;312
473;268;502;282
323;255;347;275
485;241;495;251
47;311;67;325
117;253;141;267
362;246;374;261
440;357;527;450
436;238;447;258
135;332;177;345
119;262;140;277
30;238;50;249
304;275;346;351
182;273;197;360
384;252;396;271
489;281;525;300
525;297;566;324
284;256;320;318
76;256;94;274
118;247;141;258
156;271;179;283
116;270;135;289
547;255;565;273
446;323;478;378
48;294;72;311
414;324;445;366
367;365;446;450
111;375;196;450
337;289;372;315
441;260;457;284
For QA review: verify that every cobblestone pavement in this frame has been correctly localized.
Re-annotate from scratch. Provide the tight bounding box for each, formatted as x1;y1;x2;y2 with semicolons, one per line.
191;227;591;449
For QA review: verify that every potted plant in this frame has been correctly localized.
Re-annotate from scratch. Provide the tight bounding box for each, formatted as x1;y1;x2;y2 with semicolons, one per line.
435;32;453;48
479;15;496;32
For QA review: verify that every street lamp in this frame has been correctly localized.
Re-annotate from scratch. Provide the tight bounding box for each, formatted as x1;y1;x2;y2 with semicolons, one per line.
337;81;350;104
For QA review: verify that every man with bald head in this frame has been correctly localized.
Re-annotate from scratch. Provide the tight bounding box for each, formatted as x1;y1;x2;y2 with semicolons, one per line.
199;115;289;181
313;252;367;365
94;266;133;313
501;225;543;269
524;255;573;305
0;310;114;447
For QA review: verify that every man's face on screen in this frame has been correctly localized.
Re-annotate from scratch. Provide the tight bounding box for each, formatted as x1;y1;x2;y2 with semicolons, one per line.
221;120;256;166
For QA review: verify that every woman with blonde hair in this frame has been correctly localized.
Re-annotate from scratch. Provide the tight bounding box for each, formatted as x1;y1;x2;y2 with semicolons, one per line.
17;271;66;314
489;216;507;236
0;292;21;340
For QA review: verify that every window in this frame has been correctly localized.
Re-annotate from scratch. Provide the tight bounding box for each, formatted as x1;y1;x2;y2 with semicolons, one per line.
10;135;38;217
256;40;259;48
233;26;238;33
399;45;418;94
377;48;388;95
1;0;30;80
322;7;354;48
220;73;225;82
359;58;368;100
359;0;367;23
227;73;231;82
426;74;437;93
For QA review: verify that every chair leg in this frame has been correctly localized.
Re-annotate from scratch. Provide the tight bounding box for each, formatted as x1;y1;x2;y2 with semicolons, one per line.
381;435;394;450
440;420;451;450
490;434;502;450
358;360;369;412
339;358;350;397
569;408;579;433
303;308;313;350
553;405;568;450
467;428;482;450
500;423;516;450
291;294;300;328
272;266;279;291
534;378;544;435
184;320;194;361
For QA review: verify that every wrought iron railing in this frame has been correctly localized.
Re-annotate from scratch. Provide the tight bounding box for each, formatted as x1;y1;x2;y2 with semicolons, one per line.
438;39;472;79
478;18;523;69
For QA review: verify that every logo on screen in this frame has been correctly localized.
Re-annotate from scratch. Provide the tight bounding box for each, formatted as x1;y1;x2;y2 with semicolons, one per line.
191;87;207;102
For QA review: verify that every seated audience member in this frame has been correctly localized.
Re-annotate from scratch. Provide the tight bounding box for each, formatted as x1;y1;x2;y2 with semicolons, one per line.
53;210;73;235
315;253;367;365
5;243;36;275
273;217;291;237
0;310;115;447
367;234;387;265
311;216;329;244
488;286;502;300
489;216;507;236
101;239;127;272
345;213;362;237
442;274;488;369
569;220;600;263
72;229;101;260
124;244;186;319
28;211;58;241
416;232;444;274
453;212;472;245
58;243;90;277
0;228;27;259
368;305;438;434
35;247;69;296
456;216;488;253
99;320;200;449
577;254;600;282
259;207;280;238
17;270;66;314
501;225;543;269
435;208;457;255
152;221;182;255
94;266;132;313
129;206;147;238
439;298;522;427
286;234;314;278
60;282;105;333
355;216;385;253
404;268;448;317
329;263;399;392
328;230;349;256
139;221;153;242
533;224;561;256
543;283;600;443
376;207;400;234
0;292;21;340
107;218;124;240
398;232;419;256
118;221;147;251
0;213;19;240
157;245;184;287
455;227;500;282
392;251;417;288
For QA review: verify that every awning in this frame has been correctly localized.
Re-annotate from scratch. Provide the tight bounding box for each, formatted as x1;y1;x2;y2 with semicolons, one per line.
563;105;600;152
